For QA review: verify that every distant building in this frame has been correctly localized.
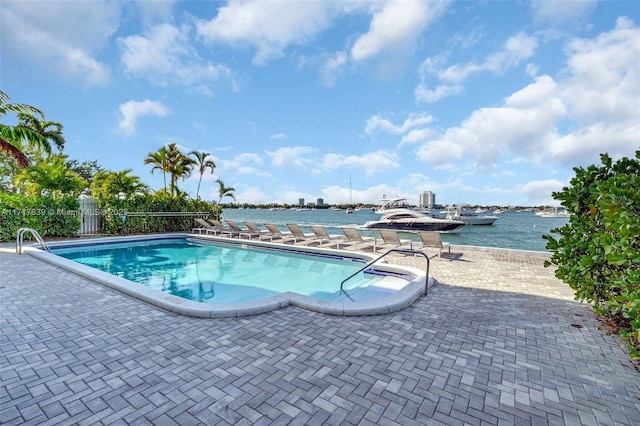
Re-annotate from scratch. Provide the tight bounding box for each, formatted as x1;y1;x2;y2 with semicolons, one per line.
317;198;324;206
298;198;305;207
420;191;436;209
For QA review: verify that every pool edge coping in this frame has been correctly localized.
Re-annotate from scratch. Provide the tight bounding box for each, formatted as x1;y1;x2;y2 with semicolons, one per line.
23;233;433;318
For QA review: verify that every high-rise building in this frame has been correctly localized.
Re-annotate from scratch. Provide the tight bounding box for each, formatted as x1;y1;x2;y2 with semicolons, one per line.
298;198;305;207
316;198;324;206
420;191;436;208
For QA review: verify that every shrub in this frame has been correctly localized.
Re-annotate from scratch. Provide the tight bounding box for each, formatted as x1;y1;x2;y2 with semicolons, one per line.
0;193;80;241
97;194;221;235
544;151;640;359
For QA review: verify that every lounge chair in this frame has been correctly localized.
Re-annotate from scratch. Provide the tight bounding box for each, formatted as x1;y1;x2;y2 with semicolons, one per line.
193;218;217;235
206;219;239;237
309;225;342;248
418;231;451;258
339;227;376;251
224;220;256;239
376;229;414;250
242;222;274;241
285;223;317;245
264;223;298;243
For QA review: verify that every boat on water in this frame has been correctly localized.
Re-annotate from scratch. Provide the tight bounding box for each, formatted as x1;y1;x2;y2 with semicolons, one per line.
444;206;499;226
535;207;569;218
363;198;466;233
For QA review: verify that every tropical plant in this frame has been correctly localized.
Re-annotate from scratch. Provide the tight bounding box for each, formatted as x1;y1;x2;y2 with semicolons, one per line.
144;145;169;194
544;151;640;359
91;169;149;200
216;178;236;204
145;143;195;197
13;155;87;198
16;112;65;158
166;143;195;197
0;90;53;167
190;150;216;199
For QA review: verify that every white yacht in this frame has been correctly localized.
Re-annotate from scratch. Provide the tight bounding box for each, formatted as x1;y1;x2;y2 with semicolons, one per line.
363;198;466;233
445;206;498;226
535;207;569;218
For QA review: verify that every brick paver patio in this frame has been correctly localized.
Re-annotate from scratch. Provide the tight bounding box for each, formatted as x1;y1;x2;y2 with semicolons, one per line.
1;244;639;425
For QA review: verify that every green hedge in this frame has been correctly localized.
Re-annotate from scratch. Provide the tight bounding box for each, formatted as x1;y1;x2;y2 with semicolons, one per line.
98;195;221;235
0;193;80;241
544;151;640;359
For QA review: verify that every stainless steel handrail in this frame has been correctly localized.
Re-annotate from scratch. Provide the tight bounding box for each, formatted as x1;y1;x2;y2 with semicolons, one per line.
16;228;51;253
340;248;430;295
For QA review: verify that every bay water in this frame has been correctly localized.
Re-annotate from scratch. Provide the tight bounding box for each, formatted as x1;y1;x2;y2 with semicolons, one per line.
221;208;568;252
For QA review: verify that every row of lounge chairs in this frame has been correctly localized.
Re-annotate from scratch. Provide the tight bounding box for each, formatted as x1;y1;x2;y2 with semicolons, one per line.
193;218;450;257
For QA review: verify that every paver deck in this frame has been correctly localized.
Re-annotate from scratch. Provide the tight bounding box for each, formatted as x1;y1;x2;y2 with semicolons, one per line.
1;243;639;425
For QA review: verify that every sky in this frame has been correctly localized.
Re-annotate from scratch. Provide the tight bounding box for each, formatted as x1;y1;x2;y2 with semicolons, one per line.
1;0;639;207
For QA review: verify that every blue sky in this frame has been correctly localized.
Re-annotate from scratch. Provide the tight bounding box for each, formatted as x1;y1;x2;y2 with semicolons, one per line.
2;0;638;207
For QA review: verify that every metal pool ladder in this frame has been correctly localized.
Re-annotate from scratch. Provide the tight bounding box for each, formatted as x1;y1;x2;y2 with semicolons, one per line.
16;227;51;254
340;248;430;295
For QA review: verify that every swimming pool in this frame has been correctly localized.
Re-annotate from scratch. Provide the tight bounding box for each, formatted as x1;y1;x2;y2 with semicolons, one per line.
25;234;431;317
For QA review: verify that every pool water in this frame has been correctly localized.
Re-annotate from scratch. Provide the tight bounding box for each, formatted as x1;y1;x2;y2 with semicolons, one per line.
53;238;407;304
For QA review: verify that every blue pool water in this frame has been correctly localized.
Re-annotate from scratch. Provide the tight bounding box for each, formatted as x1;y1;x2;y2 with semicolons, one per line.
53;238;407;304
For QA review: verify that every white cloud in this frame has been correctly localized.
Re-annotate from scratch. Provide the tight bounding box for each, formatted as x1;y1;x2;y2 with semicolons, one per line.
1;0;118;85
350;0;448;62
517;179;566;205
270;133;288;140
321;150;399;176
196;0;341;65
319;51;348;87
400;128;436;146
266;146;316;167
118;100;171;135
415;19;640;172
416;140;465;171
365;112;434;136
416;32;538;103
119;24;233;91
531;0;597;26
414;83;463;103
218;153;268;178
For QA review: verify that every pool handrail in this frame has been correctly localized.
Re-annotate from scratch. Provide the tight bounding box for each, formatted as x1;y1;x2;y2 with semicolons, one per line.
16;227;51;254
340;248;430;295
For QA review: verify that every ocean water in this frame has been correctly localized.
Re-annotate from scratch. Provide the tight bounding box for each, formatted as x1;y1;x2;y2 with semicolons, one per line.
221;208;568;252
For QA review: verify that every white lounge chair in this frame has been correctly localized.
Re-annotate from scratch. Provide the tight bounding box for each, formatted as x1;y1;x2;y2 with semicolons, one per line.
242;222;275;241
339;227;376;251
418;231;451;258
285;223;318;245
264;223;298;244
224;220;256;239
309;225;343;248
376;229;414;251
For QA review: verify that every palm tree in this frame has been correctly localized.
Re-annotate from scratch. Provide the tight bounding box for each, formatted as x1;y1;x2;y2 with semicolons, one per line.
216;179;236;204
144;146;169;194
91;169;148;199
0;90;52;167
16;112;66;156
190;150;216;199
166;143;195;197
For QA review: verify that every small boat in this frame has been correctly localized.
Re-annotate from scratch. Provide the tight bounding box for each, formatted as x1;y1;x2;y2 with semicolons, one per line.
345;208;354;214
445;206;498;226
363;198;466;233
